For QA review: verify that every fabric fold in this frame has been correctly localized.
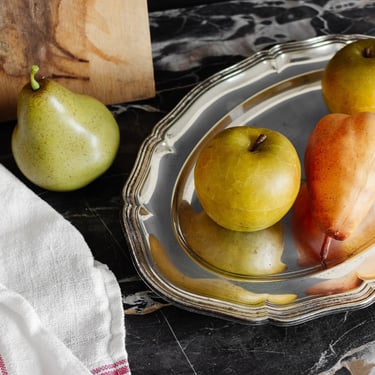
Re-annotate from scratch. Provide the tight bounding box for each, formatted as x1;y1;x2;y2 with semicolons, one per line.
0;164;130;374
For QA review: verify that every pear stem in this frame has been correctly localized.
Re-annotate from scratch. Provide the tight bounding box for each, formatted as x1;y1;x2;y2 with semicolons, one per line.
30;65;40;91
320;234;332;268
249;134;267;152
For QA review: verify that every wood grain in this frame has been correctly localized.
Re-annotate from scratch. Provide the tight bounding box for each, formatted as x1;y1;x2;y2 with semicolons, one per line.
0;0;155;121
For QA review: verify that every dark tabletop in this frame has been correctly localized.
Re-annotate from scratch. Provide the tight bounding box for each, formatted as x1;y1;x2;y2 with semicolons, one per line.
2;1;375;374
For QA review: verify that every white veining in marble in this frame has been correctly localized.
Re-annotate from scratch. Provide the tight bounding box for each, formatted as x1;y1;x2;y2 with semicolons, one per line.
150;0;375;72
317;340;375;375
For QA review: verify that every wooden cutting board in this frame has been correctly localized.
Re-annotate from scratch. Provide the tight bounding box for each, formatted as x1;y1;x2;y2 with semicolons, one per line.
0;0;155;122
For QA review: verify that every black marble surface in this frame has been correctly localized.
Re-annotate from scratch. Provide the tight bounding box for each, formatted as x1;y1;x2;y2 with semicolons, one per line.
2;1;375;374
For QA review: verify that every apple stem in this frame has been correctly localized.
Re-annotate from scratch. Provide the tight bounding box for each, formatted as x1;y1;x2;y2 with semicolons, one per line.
249;134;267;152
320;234;332;268
363;47;373;58
30;65;40;91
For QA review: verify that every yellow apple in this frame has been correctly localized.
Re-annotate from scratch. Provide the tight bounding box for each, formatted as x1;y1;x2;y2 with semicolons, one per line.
322;38;375;114
194;126;301;232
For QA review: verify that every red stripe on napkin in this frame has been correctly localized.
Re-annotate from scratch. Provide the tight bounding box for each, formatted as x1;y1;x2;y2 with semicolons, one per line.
91;359;130;375
0;355;8;375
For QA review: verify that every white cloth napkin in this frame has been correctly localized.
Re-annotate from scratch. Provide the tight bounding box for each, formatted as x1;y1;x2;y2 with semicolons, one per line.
0;164;130;374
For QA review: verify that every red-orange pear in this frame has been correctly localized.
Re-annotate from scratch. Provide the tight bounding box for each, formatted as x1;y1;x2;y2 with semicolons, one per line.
291;184;375;267
291;184;350;267
304;112;375;263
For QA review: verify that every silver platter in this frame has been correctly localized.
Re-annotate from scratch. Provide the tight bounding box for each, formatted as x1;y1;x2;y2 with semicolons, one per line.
122;34;375;325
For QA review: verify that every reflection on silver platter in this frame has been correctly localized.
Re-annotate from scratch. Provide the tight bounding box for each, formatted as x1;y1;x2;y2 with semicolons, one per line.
122;34;375;325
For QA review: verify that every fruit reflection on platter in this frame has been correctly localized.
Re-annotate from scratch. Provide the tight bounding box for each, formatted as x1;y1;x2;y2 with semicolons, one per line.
123;35;375;324
178;201;286;278
149;233;297;306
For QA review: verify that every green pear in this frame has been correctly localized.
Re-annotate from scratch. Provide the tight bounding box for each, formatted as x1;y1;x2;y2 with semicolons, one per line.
12;65;120;191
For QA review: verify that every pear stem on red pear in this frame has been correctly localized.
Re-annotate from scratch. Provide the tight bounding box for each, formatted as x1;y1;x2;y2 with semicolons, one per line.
320;234;332;267
363;47;373;58
30;65;40;91
249;134;267;152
